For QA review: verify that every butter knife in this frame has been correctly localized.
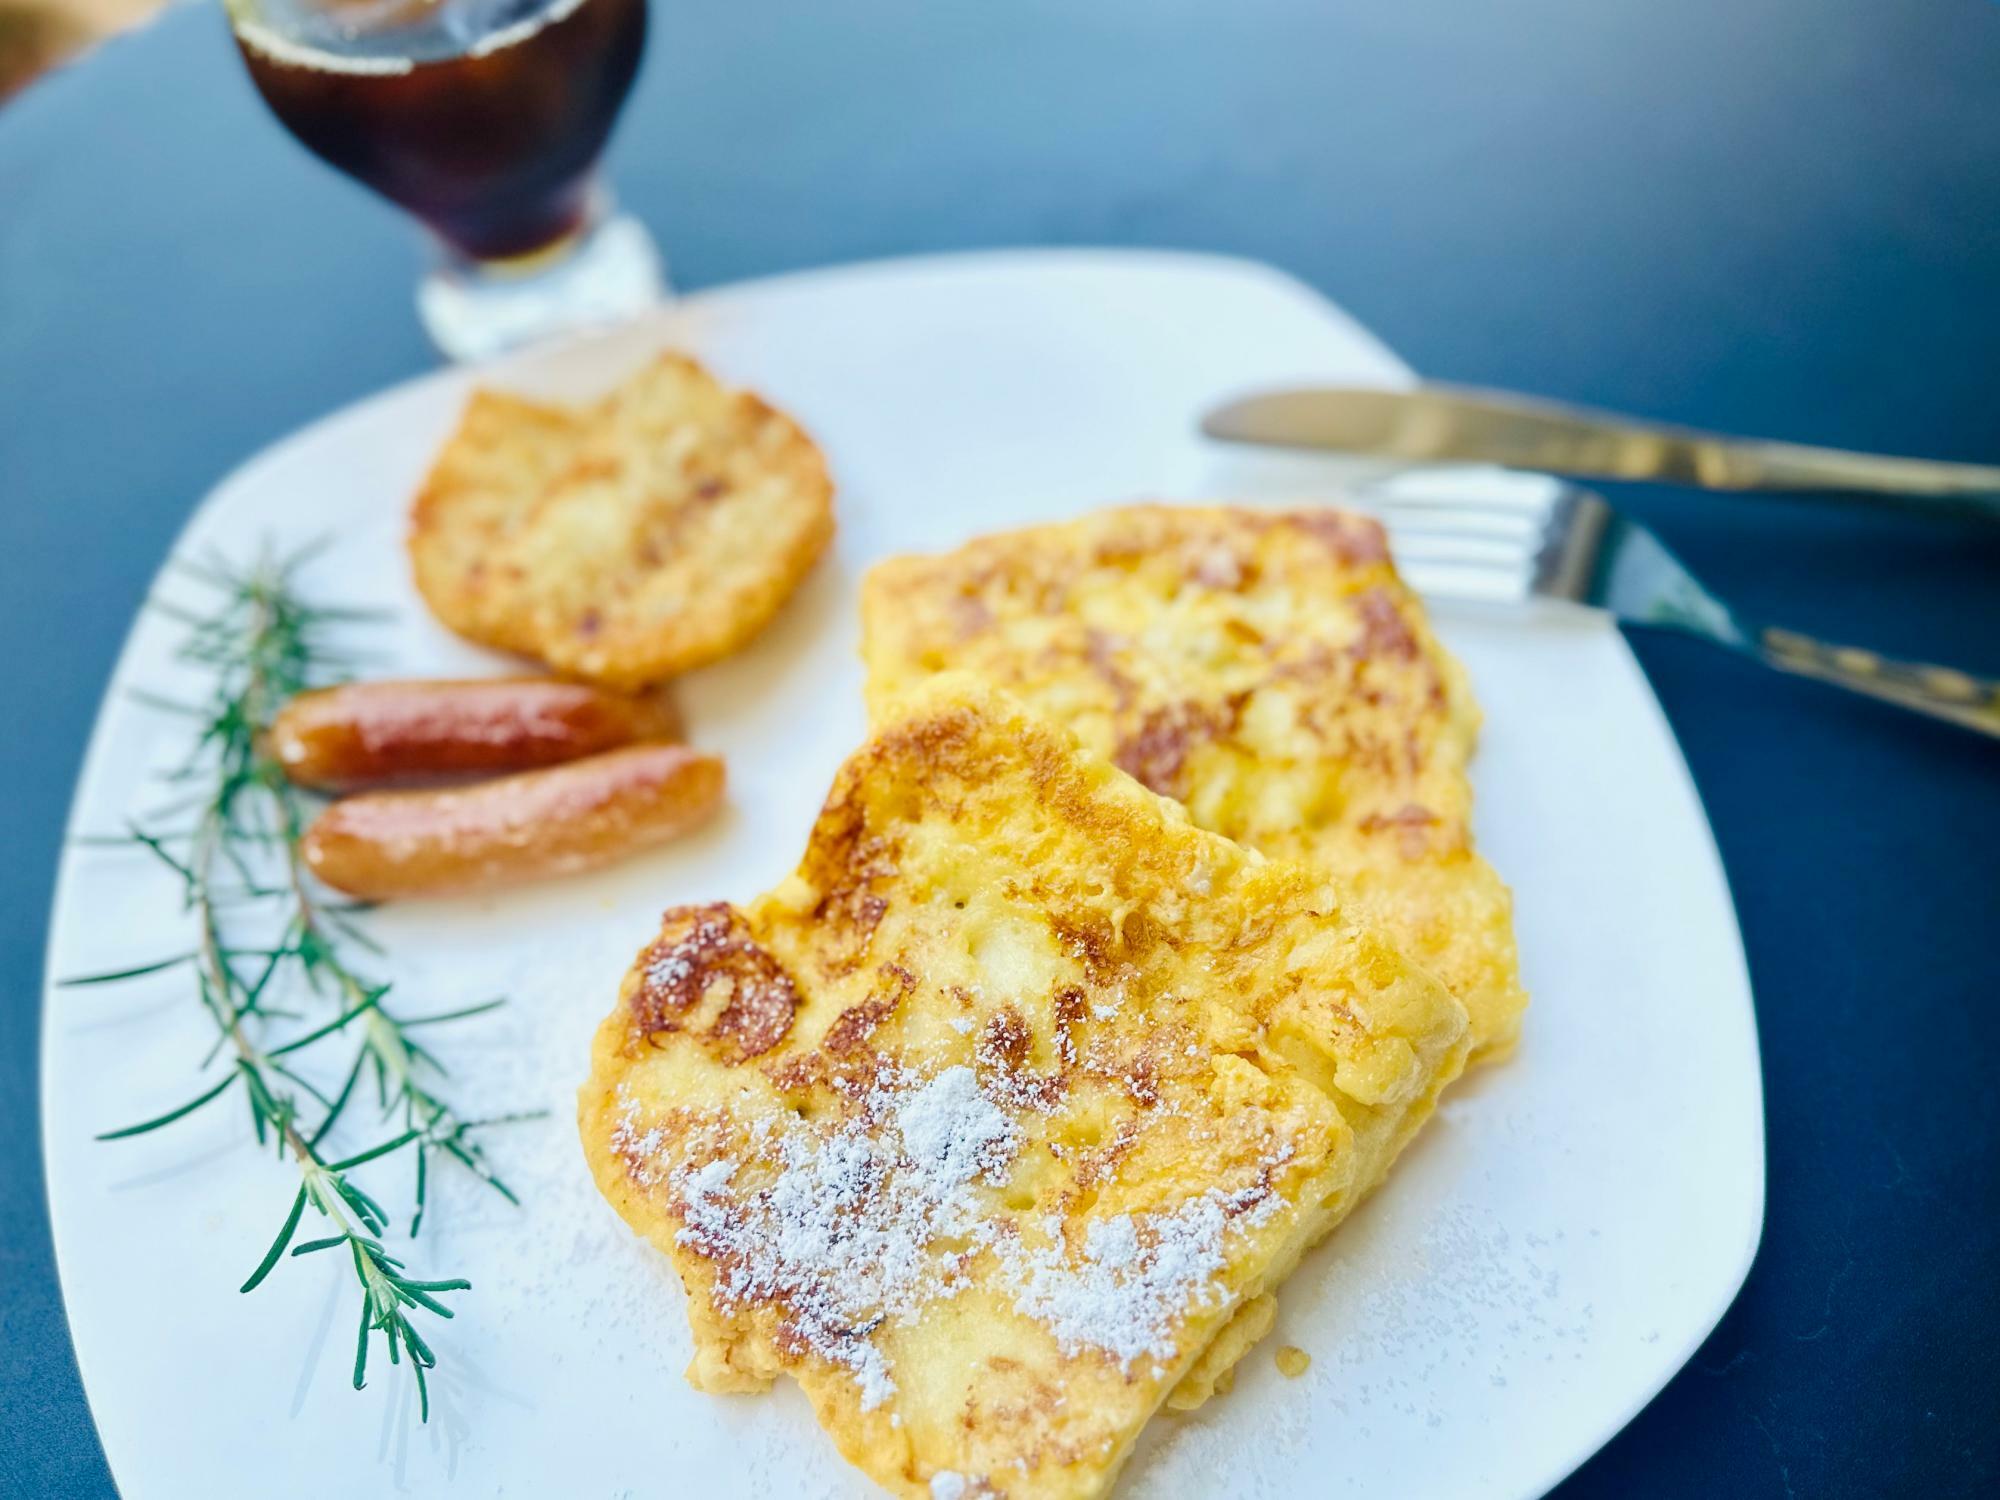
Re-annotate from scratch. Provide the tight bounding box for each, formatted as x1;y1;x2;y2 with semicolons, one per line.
1201;384;2000;523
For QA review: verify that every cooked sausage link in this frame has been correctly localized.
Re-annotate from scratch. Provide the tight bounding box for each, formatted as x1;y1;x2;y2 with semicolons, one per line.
269;677;681;791
301;744;724;899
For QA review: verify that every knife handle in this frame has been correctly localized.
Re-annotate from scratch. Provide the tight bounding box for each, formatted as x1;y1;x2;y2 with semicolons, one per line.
1410;382;2000;520
1756;627;2000;739
1713;437;2000;521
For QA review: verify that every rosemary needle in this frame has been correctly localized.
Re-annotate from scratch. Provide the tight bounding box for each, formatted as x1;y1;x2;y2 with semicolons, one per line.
70;544;533;1421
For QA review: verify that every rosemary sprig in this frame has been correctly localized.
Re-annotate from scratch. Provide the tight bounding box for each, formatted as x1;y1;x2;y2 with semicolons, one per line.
69;544;531;1419
274;824;533;1235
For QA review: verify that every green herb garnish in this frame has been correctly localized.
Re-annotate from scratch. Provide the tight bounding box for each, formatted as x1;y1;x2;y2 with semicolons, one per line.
66;544;535;1420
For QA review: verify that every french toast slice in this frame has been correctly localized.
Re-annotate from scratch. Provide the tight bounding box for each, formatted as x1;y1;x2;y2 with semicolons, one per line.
580;676;1468;1499
860;504;1527;1064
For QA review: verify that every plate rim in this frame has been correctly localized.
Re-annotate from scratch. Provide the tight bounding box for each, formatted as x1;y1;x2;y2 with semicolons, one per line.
1502;647;1767;1498
37;245;1766;1499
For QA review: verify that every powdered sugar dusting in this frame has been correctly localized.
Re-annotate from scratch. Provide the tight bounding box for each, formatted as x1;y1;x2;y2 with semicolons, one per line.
898;1065;1018;1190
643;951;694;991
664;1066;1019;1409
1004;1181;1284;1367
608;1089;666;1178
621;1063;1297;1408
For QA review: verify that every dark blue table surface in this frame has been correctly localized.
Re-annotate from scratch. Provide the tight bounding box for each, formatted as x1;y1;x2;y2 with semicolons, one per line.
4;2;1997;1495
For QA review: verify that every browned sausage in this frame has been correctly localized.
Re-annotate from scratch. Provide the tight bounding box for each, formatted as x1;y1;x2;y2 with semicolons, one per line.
268;678;682;790
301;744;724;899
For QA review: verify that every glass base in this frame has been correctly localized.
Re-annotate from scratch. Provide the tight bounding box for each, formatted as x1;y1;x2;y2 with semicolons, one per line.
417;208;666;362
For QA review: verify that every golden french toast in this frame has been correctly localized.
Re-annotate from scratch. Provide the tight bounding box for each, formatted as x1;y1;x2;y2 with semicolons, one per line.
580;677;1469;1499
860;505;1526;1063
408;353;834;688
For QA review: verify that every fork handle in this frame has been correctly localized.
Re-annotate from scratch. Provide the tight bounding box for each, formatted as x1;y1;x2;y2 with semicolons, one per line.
1755;627;2000;738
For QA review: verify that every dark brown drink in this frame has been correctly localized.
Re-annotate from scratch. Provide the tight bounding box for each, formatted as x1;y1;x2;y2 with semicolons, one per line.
233;0;647;261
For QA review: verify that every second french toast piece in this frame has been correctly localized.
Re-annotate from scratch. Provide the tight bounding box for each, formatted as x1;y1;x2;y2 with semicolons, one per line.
860;504;1527;1063
579;676;1468;1500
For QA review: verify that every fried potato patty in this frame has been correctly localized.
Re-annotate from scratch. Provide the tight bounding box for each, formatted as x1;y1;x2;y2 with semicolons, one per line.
408;354;834;687
408;390;588;654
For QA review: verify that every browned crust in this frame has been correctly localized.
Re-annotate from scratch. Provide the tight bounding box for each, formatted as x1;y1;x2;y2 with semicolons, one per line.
578;676;1472;1497
858;503;1526;1062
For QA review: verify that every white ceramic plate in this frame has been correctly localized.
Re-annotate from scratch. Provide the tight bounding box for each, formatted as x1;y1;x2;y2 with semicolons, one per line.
41;250;1763;1500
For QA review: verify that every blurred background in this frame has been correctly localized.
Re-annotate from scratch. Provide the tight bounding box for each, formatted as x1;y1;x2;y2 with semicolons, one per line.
0;0;141;98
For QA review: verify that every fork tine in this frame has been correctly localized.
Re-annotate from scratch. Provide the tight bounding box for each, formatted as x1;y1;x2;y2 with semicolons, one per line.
1359;465;1568;519
1341;465;1565;606
1385;528;1534;606
1380;529;1531;572
1363;501;1541;542
1396;559;1534;605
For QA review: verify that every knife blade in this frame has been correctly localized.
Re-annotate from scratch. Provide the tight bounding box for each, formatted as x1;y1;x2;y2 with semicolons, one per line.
1201;383;2000;522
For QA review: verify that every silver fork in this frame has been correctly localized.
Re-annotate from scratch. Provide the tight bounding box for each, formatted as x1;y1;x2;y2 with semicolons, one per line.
1355;466;2000;740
